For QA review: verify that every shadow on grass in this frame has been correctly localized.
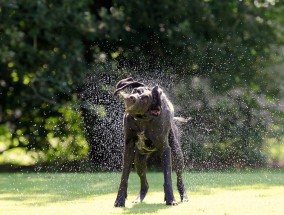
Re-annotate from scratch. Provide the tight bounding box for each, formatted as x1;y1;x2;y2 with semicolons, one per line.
123;202;167;214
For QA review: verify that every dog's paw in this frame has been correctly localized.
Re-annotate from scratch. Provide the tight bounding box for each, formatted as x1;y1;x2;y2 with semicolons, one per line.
132;197;142;204
166;200;178;206
182;196;190;202
114;201;125;207
114;192;127;207
181;194;190;202
133;188;148;203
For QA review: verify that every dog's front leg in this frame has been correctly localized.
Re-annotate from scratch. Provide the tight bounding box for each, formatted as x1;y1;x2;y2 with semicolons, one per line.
162;146;177;206
114;139;135;207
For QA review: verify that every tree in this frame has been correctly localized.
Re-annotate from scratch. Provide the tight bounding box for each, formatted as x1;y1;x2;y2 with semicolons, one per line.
0;0;283;169
0;0;92;165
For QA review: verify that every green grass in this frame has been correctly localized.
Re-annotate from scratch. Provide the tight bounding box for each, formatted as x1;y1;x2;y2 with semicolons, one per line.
1;170;283;214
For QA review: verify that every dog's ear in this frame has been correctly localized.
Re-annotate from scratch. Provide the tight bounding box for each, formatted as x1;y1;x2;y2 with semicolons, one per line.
150;86;162;116
115;77;134;90
113;77;144;96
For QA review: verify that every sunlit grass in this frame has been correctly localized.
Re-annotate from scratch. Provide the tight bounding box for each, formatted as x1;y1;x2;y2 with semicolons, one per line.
1;170;283;214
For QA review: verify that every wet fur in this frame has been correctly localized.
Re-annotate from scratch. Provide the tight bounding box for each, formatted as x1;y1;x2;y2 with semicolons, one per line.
114;78;189;207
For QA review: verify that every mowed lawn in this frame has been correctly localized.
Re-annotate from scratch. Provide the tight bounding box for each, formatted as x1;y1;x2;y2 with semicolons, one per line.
0;170;283;215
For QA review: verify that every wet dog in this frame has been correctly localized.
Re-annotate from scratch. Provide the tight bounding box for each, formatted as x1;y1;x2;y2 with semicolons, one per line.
113;77;189;207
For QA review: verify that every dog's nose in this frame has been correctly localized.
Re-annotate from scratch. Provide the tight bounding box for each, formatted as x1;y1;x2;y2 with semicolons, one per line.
129;96;136;103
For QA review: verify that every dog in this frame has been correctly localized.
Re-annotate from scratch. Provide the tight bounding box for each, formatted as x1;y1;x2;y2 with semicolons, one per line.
113;77;189;207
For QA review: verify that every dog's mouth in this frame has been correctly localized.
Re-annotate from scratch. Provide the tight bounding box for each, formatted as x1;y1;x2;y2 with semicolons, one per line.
149;107;161;116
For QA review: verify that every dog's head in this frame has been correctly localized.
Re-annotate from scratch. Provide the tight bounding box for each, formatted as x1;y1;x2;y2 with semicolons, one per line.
114;78;162;118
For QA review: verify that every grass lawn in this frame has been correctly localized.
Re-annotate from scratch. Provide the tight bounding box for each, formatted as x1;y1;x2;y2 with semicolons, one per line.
0;170;283;215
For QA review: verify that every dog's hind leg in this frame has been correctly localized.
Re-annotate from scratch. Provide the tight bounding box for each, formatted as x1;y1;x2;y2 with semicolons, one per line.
169;125;189;202
173;149;189;202
133;151;149;203
161;145;177;205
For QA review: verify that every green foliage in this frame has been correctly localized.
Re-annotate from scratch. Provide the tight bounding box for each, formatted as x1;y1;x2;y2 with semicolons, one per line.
174;78;277;169
92;0;280;90
0;100;88;165
0;0;90;164
263;137;284;167
0;0;283;169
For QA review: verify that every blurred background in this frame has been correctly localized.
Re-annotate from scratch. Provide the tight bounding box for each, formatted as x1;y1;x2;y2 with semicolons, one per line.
0;0;283;171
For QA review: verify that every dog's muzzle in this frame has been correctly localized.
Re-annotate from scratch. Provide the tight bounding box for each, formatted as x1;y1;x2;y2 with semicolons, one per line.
124;95;136;108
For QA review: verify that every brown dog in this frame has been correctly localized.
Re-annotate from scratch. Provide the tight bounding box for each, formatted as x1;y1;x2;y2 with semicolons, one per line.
114;77;189;207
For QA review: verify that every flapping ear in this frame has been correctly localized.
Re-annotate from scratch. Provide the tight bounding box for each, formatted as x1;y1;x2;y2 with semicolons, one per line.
113;77;144;96
150;86;162;116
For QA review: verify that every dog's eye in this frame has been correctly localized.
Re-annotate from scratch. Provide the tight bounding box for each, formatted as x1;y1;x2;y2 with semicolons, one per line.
133;88;143;94
141;95;149;103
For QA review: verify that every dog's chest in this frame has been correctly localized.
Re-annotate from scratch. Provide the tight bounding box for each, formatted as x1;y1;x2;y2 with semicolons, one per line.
135;132;157;154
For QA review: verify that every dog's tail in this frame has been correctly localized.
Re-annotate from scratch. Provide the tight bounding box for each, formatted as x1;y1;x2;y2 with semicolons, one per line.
174;117;192;123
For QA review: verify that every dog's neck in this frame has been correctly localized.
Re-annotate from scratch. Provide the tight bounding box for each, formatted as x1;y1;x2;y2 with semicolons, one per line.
131;112;153;121
132;114;152;121
130;107;161;121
